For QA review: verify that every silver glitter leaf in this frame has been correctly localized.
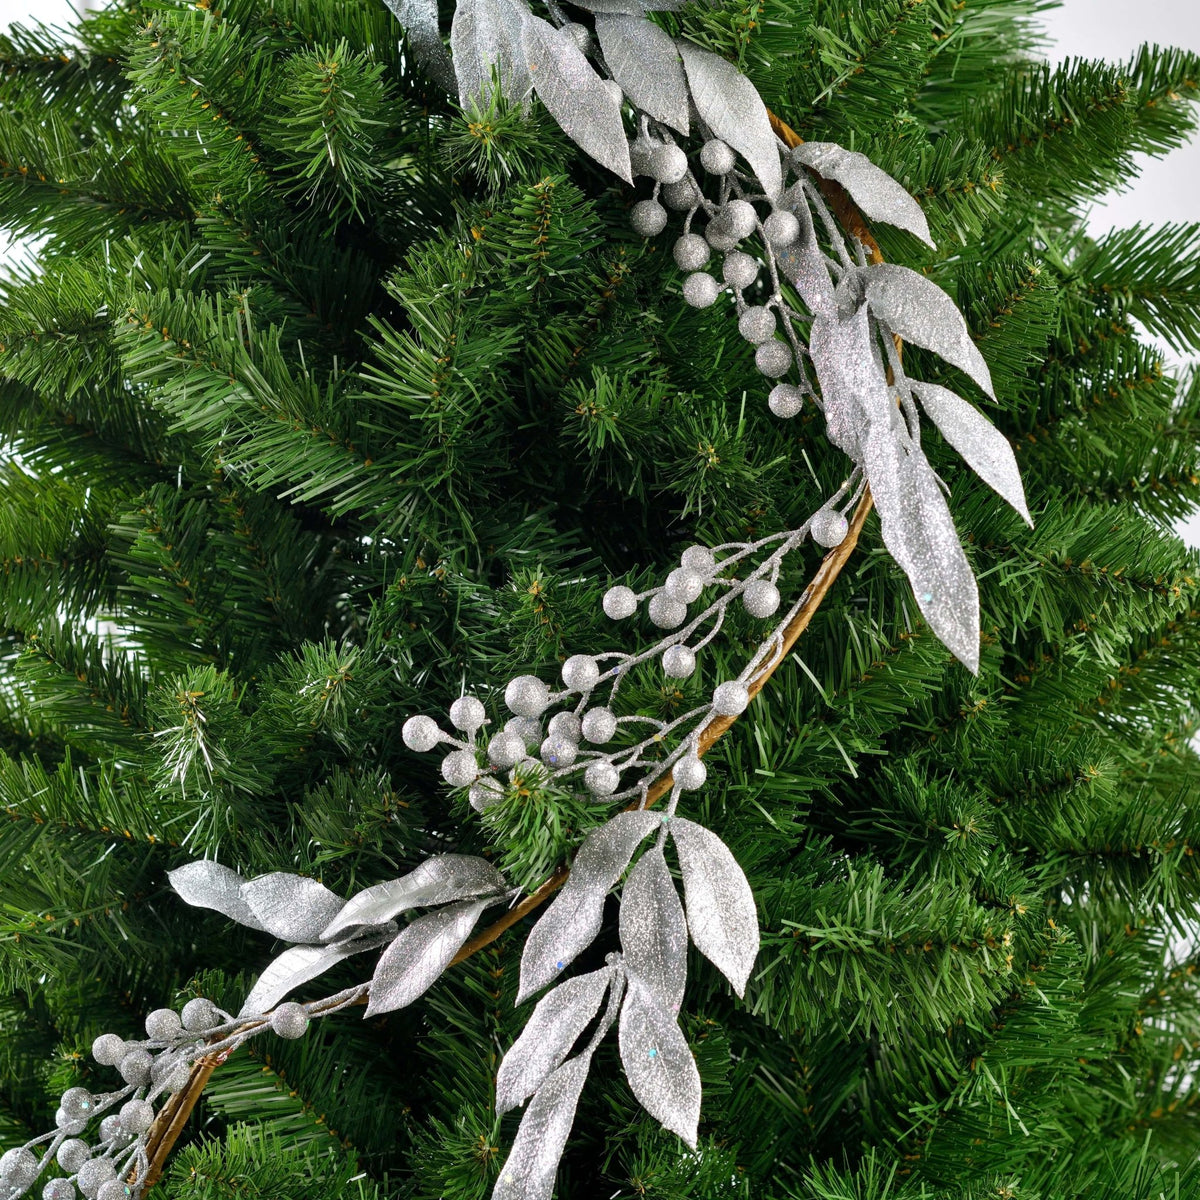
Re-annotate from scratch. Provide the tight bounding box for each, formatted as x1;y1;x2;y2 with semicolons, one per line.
677;40;782;199
523;15;633;183
241;873;345;944
450;0;532;109
239;929;396;1016
909;380;1031;525
365;898;491;1017
168;860;266;932
669;817;758;997
618;977;700;1147
518;809;660;1003
792;142;934;248
576;0;689;9
492;1053;592;1200
864;419;981;673
321;854;507;942
594;14;689;135
382;0;455;95
864;264;995;399
776;186;835;319
496;967;612;1113
807;306;886;458
619;846;687;1010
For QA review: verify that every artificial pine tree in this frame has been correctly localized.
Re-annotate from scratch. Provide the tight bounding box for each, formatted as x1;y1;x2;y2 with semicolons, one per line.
2;0;1200;1197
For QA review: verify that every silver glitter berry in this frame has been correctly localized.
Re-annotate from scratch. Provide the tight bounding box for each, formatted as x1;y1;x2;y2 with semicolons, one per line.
469;776;504;811
562;655;600;691
402;715;441;752
144;1008;181;1041
762;210;800;248
56;1141;90;1174
647;592;686;629
59;1087;93;1121
1;1149;38;1190
505;675;550;717
505;716;542;747
43;1179;76;1200
548;711;582;741
55;1108;87;1135
540;737;578;768
768;384;805;418
712;681;750;716
811;508;849;548
662;644;696;678
722;251;759;290
602;585;637;619
441;749;478;787
270;1002;309;1040
723;200;757;241
662;176;700;211
674;756;707;790
76;1158;115;1199
449;696;486;732
118;1098;154;1135
742;580;781;618
682;272;720;308
680;546;715;574
581;708;618;744
663;568;703;604
704;216;739;252
755;340;792;378
488;730;527;769
96;1182;132;1200
649;144;688;184
738;306;776;344
700;139;735;175
118;1048;153;1086
631;199;668;237
584;761;620;796
672;234;709;272
91;1034;125;1067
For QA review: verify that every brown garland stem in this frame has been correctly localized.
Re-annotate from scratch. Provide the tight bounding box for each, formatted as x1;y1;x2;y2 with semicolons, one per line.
137;106;885;1195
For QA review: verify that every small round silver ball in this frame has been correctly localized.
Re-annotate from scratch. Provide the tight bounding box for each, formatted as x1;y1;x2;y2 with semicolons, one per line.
548;711;581;742
43;1180;76;1200
561;654;600;692
270;1002;309;1040
601;79;623;108
648;592;686;629
584;761;620;796
504;716;541;747
56;1141;90;1174
96;1183;132;1200
738;306;776;345
91;1034;126;1067
742;579;781;618
468;777;504;812
755;339;793;378
144;1008;181;1042
449;696;486;732
0;1149;38;1190
680;546;716;574
722;251;759;290
118;1048;153;1087
580;708;617;744
672;234;709;272
487;730;526;769
682;272;720;309
768;384;805;418
562;21;592;53
602;584;637;619
704;217;739;252
712;680;750;716
401;715;440;753
55;1108;87;1135
99;1115;129;1146
664;568;703;604
674;756;707;791
811;508;850;549
662;644;697;679
60;1088;94;1122
76;1159;115;1199
539;737;578;769
724;199;758;241
649;144;688;185
699;139;736;176
662;176;700;211
118;1098;155;1135
630;199;668;238
505;675;550;718
181;997;219;1033
440;749;478;787
763;209;801;248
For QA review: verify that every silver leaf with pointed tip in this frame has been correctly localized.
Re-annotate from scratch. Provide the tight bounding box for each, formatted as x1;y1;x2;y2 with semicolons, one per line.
451;0;531;109
677;41;782;200
492;1053;593;1200
382;0;455;95
668;817;758;997
239;928;396;1015
909;381;1031;525
594;14;688;135
321;854;507;942
496;967;612;1113
619;846;687;1010
523;15;633;183
518;809;660;1003
863;264;994;399
775;186;835;319
807;307;884;459
618;977;700;1147
168;861;266;932
365;898;491;1017
792;143;935;248
240;873;345;944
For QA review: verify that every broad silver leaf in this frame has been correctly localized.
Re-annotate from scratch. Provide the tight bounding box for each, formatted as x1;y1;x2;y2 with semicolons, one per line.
594;14;689;135
618;977;700;1148
864;419;981;673
668;817;758;997
776;186;836;319
677;41;782;199
168;860;266;932
492;1053;592;1200
807;307;884;458
364;898;491;1017
863;264;995;399
239;929;395;1016
518;809;660;1003
321;854;507;942
450;0;531;109
619;846;686;1010
496;967;612;1113
792;142;934;248
909;380;1031;525
383;0;455;95
241;873;345;944
523;15;633;183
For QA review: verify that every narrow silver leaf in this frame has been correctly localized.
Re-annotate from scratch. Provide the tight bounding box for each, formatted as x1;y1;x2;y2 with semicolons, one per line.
239;930;395;1016
321;854;507;942
523;15;633;183
496;967;612;1113
619;846;686;1010
864;264;995;398
775;186;835;319
382;0;455;95
668;817;758;997
450;0;532;109
518;809;660;1003
909;380;1031;525
241;873;345;944
492;1054;592;1200
594;14;689;135
168;861;266;932
792;142;934;248
677;40;782;199
364;898;490;1017
618;977;700;1148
